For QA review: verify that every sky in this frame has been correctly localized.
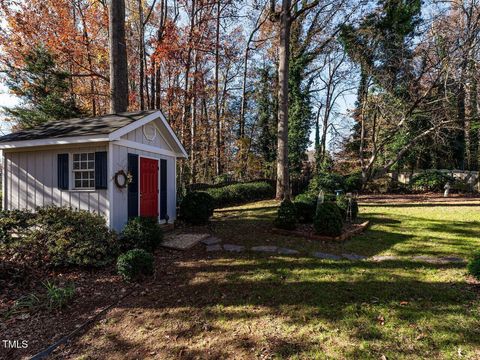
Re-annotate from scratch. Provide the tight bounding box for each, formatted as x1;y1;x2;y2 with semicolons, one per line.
0;83;17;135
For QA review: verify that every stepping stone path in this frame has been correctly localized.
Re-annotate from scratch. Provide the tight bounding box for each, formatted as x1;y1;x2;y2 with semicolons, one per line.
312;252;342;260
278;247;300;255
342;253;367;261
201;236;222;245
206;244;222;252
200;237;465;264
223;244;245;252
251;246;278;253
163;233;210;250
371;255;398;261
412;255;465;264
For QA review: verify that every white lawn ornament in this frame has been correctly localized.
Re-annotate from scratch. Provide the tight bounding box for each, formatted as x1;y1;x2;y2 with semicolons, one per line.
444;182;451;198
317;190;325;207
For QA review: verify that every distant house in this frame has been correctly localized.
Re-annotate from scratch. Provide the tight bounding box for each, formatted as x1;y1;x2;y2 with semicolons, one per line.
0;110;187;231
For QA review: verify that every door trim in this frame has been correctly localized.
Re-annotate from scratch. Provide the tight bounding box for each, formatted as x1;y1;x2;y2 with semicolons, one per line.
138;156;160;219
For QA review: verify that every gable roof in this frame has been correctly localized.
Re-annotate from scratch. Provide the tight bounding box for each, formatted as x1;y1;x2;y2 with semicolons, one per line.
0;110;155;142
0;110;188;158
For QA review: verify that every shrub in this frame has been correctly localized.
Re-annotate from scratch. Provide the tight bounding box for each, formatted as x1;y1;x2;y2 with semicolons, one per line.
308;172;346;194
313;202;344;237
344;172;363;192
0;209;35;245
467;251;480;280
205;181;275;208
180;191;215;225
117;249;154;282
293;193;317;223
29;206;117;267
274;200;297;230
120;217;163;252
410;170;455;192
336;195;359;221
451;179;473;193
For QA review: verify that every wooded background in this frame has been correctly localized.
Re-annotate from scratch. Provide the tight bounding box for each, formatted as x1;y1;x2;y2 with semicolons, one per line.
1;0;480;196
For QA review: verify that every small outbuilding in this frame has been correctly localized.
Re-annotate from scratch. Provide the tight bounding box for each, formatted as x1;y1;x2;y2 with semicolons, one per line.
0;110;187;232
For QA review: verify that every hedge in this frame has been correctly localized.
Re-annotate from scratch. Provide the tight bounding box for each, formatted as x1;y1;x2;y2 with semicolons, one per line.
205;181;275;208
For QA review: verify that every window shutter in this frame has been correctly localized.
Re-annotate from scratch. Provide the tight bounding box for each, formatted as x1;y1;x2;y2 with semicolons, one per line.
160;159;167;220
95;151;108;189
128;153;139;219
57;153;69;190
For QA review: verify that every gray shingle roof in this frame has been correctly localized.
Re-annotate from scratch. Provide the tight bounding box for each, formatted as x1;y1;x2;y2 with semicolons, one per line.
0;110;157;143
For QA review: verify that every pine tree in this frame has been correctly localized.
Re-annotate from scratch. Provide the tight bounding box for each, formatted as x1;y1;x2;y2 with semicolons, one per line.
3;46;83;129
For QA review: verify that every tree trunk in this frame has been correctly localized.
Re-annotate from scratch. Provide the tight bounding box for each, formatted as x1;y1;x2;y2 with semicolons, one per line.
239;46;249;139
190;50;198;183
138;0;145;110
214;0;222;177
109;0;129;113
275;0;291;200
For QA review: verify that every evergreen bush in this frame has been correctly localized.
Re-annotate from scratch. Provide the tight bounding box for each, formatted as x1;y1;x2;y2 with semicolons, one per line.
120;216;163;252
313;202;344;237
467;251;480;280
205;181;274;208
117;249;154;282
293;193;317;223
180;191;215;225
274;200;297;230
29;206;117;267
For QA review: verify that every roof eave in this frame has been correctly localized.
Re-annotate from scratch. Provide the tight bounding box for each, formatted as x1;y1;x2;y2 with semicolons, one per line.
0;134;110;150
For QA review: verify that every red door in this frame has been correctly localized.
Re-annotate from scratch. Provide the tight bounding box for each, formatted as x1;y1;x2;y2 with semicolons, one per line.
140;157;159;218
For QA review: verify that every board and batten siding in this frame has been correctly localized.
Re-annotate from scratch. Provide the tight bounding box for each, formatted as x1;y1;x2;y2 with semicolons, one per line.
110;143;176;231
3;145;109;217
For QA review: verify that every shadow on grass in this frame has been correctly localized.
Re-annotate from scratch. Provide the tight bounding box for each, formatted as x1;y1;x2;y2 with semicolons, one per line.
360;203;480;207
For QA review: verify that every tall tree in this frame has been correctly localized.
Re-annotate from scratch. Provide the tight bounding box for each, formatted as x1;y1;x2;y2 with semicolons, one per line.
3;46;83;129
109;0;129;113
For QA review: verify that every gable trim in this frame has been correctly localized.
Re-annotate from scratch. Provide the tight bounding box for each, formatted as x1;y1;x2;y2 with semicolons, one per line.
109;110;188;158
108;111;161;140
0;134;109;150
113;139;179;158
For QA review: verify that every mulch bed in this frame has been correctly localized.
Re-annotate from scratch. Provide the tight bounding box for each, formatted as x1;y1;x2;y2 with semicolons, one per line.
272;220;370;241
0;260;128;360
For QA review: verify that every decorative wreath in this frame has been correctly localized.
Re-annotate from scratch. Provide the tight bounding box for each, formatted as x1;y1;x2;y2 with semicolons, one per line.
114;170;131;188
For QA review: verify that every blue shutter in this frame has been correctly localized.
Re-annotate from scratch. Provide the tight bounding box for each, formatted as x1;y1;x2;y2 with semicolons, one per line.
160;159;167;220
57;153;69;190
95;151;108;189
128;153;139;219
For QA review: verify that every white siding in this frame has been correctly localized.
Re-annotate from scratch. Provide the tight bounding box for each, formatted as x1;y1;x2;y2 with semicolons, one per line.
4;145;109;219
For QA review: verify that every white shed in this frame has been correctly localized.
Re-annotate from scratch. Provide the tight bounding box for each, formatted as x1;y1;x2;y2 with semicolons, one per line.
0;110;187;232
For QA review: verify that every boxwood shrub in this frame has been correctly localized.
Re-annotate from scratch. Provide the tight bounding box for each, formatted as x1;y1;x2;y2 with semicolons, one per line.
180;191;215;225
117;249;154;282
313;202;344;237
274;200;297;230
467;251;480;280
120;216;163;252
293;193;317;223
205;181;275;208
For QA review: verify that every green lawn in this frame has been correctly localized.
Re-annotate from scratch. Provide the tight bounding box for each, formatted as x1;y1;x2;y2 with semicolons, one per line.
57;199;480;359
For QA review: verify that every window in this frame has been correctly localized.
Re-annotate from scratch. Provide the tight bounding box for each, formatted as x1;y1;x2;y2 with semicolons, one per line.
73;153;95;189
